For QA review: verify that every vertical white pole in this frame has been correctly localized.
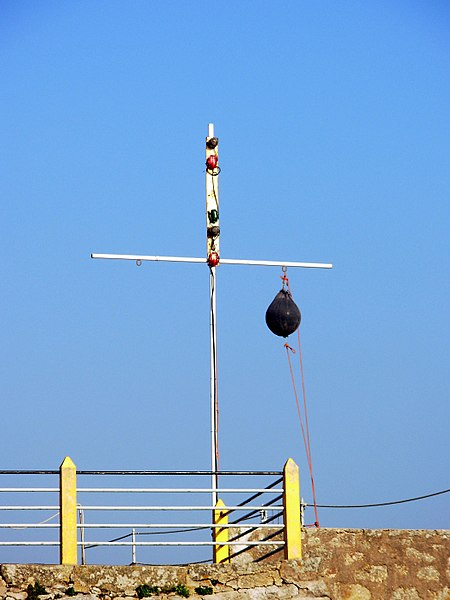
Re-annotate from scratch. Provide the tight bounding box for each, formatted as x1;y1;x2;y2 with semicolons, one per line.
210;267;218;507
132;528;136;565
79;508;86;565
206;122;219;508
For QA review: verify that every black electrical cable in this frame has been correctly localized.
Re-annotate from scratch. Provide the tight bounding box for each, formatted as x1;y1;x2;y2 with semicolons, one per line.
305;487;450;509
136;527;204;536
83;489;449;555
84;487;448;551
84;531;133;550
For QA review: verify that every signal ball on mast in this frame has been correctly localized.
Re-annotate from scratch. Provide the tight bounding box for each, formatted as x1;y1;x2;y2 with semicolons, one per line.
265;289;301;338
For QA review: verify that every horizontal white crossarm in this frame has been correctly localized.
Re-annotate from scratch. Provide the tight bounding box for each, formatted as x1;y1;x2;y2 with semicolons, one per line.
91;253;332;269
221;258;332;269
92;253;205;264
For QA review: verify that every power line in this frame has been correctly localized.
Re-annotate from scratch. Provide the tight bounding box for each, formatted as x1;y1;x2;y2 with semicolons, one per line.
305;487;450;509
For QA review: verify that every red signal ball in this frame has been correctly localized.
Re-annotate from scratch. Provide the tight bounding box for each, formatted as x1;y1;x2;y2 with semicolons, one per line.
206;155;218;170
207;251;220;267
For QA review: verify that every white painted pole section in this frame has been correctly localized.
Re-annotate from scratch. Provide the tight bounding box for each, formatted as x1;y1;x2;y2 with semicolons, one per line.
210;267;218;508
206;123;220;258
206;123;219;510
91;253;332;269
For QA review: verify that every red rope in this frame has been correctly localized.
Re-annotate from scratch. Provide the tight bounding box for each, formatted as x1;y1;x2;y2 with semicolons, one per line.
296;328;320;527
284;344;311;470
282;272;320;527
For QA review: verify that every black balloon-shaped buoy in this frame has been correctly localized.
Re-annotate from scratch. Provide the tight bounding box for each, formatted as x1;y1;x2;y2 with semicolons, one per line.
265;289;301;338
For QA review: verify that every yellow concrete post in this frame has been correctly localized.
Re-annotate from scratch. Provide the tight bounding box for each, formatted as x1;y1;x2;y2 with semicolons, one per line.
283;458;301;560
213;499;230;564
59;456;78;565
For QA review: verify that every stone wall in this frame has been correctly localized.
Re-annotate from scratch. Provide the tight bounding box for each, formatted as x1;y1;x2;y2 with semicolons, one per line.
1;529;449;600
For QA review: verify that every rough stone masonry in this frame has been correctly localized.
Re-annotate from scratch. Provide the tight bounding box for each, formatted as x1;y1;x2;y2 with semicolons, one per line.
1;529;449;600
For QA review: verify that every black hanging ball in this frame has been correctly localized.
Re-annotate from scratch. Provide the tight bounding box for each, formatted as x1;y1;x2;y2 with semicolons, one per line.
265;289;301;338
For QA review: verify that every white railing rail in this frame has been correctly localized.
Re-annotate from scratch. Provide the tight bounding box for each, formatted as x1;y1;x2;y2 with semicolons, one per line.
0;458;301;565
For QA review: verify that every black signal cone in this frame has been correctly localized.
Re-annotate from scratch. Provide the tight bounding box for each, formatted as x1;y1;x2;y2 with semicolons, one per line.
265;288;301;338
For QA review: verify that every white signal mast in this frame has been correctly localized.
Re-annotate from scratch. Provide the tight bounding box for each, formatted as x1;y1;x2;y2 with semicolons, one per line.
91;124;332;507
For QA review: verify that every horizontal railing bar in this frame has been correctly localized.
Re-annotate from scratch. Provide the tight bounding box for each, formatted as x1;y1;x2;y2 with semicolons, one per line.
0;504;283;511
76;471;282;476
0;506;59;510
78;541;285;547
74;523;279;529
0;488;283;494
76;505;284;511
0;542;58;546
0;523;282;529
0;471;59;475
77;488;283;494
0;489;59;493
0;541;284;547
0;522;280;529
0;524;59;528
0;470;282;476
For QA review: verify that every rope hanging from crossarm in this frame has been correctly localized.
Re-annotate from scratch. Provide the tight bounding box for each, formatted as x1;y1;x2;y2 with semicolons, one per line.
266;267;320;527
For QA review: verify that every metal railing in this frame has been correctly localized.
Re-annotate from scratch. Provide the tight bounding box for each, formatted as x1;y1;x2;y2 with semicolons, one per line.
0;458;301;565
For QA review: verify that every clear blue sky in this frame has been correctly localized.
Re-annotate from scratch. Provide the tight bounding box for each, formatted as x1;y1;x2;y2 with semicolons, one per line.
1;1;449;562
